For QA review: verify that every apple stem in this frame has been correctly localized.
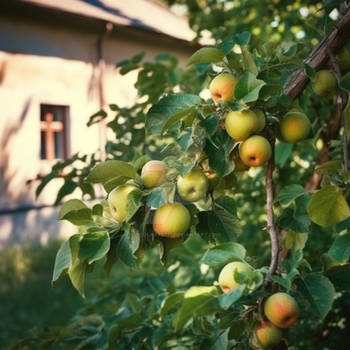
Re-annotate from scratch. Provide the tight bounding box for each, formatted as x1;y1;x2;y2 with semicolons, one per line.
328;51;350;173
263;128;280;287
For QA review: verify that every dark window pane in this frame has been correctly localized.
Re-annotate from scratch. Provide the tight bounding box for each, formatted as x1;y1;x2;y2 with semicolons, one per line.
40;131;46;159
52;108;61;122
54;131;63;159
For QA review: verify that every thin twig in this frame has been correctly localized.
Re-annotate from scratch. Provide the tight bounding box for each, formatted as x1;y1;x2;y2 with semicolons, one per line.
263;128;279;287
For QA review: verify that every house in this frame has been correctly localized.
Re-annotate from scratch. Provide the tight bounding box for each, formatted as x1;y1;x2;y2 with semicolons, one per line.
0;0;198;245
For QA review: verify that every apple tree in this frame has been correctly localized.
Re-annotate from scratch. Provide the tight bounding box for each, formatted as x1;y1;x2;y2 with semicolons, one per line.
22;2;350;350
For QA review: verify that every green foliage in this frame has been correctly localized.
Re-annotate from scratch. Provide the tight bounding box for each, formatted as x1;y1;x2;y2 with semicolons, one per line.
307;185;350;227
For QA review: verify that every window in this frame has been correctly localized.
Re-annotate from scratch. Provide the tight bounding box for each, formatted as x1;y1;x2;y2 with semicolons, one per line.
40;104;69;160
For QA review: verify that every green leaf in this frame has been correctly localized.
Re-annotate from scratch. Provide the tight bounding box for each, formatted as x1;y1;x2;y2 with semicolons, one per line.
315;160;342;175
103;176;129;193
241;46;258;75
79;231;110;264
87;109;108;127
172;293;217;332
284;232;308;251
55;180;77;205
146;94;201;134
160;292;185;318
275;142;293;167
340;72;350;91
52;240;71;284
211;330;229;350
125;188;143;221
161;106;196;134
187;47;225;66
200;114;220;136
57;199;92;225
271;275;291;289
86;160;136;184
234;31;251;46
116;230;140;267
201;242;246;267
297;273;335;319
277;184;304;206
326;264;350;291
177;131;193;150
204;132;234;176
307;185;350;227
67;234;86;297
304;63;316;78
282;44;297;57
69;259;87;298
147;187;167;208
217;285;245;310
108;314;143;349
234;72;265;103
328;233;350;262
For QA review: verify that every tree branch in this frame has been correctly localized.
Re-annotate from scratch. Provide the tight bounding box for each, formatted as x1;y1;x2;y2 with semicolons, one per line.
284;8;350;99
263;128;279;286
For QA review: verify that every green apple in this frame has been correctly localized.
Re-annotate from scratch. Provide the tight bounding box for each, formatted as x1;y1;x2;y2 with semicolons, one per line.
252;109;266;133
184;286;218;298
239;135;272;167
152;203;191;238
311;70;337;97
279;111;311;143
108;184;139;222
218;261;254;293
225;109;259;141
209;73;237;103
141;160;167;188
177;168;209;202
254;321;283;349
264;292;299;328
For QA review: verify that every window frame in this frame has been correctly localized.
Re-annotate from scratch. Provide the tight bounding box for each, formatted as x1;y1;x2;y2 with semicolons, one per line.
39;104;69;161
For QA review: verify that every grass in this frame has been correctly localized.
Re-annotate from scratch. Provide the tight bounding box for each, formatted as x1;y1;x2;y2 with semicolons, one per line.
0;240;84;349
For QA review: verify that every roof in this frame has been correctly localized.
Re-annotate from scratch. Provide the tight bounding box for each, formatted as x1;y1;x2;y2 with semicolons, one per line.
19;0;196;43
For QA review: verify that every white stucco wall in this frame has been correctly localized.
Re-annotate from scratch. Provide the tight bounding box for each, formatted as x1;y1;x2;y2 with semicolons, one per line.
0;13;193;245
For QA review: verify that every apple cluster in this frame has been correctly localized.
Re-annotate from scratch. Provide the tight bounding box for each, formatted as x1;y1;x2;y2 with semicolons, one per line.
209;73;312;173
218;261;299;349
107;160;213;239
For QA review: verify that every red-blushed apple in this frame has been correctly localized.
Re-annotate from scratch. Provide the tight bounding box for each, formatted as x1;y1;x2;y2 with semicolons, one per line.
177;168;209;202
218;261;254;293
252;108;266;133
141;160;167;188
311;70;337;97
239;135;272;167
264;292;299;328
209;73;237;103
254;321;283;349
108;184;139;222
152;202;191;238
225;109;259;141
279;112;311;143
